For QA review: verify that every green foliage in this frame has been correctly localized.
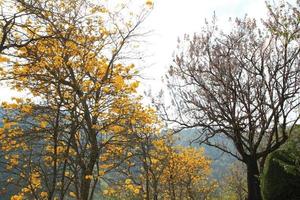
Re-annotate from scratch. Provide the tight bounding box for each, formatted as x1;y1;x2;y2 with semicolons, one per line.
261;130;300;200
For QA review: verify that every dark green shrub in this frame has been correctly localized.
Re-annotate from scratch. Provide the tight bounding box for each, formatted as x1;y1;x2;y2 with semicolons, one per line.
261;133;300;200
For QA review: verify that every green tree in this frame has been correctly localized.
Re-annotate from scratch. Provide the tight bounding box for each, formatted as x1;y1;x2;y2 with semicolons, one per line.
261;128;300;200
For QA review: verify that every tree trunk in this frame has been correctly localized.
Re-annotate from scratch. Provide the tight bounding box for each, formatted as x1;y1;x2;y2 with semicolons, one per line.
80;151;98;200
153;180;158;200
80;173;91;200
246;158;262;200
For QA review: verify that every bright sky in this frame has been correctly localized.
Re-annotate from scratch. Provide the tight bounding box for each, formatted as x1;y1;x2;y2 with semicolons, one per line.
0;0;291;102
139;0;269;95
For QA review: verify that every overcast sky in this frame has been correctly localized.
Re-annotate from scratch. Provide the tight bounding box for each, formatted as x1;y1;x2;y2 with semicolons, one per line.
0;0;290;102
139;0;269;95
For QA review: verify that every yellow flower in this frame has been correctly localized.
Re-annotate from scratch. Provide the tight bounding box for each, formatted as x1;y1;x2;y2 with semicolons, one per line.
57;146;64;153
98;170;105;176
30;171;41;188
10;195;23;200
44;156;52;163
125;179;131;184
69;191;76;198
40;191;48;198
103;87;110;93
113;75;124;91
40;121;48;128
64;171;70;177
0;56;10;62
145;0;153;7
7;177;14;183
133;188;140;194
21;187;30;193
85;175;93;180
151;158;159;164
21;105;32;113
103;190;109;195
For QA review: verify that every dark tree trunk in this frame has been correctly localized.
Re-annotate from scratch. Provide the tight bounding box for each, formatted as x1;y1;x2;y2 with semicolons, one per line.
153;194;158;200
246;158;262;200
80;172;91;200
80;149;98;200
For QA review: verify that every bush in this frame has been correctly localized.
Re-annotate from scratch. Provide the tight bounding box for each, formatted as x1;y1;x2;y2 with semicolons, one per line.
261;133;300;200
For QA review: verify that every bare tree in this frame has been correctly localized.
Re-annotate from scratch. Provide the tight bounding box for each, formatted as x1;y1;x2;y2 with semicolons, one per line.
159;2;300;200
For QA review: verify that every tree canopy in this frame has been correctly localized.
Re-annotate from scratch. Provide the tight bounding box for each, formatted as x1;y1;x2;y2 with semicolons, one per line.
158;1;300;200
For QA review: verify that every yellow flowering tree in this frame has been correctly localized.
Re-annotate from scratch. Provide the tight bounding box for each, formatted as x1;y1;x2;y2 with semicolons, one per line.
0;0;153;199
102;133;217;200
